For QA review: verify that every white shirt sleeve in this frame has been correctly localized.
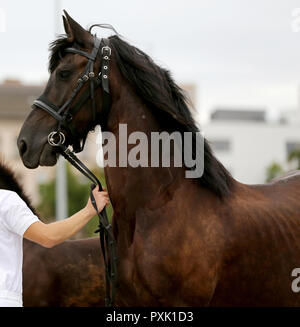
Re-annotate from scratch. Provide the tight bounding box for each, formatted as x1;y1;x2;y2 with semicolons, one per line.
0;191;39;236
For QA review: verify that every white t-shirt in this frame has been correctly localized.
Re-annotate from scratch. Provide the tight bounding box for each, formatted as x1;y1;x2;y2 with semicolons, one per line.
0;189;39;306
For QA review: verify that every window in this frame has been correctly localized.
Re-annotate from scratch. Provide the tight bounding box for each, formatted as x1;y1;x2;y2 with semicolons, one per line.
210;139;231;153
286;142;300;157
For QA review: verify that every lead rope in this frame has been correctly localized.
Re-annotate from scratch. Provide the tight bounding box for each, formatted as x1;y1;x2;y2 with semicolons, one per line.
58;145;118;307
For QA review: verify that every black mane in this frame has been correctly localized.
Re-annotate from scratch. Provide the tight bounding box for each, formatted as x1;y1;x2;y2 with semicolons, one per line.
109;36;233;198
48;33;233;198
49;36;71;72
0;161;37;214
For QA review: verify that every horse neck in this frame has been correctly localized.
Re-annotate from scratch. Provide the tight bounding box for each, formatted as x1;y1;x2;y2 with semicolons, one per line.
105;79;219;246
103;82;206;244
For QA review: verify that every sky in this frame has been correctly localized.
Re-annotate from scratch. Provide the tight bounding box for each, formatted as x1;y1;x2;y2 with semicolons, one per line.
0;0;300;122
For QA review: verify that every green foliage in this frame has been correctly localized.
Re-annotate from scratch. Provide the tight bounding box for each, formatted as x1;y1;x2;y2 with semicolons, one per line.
265;162;284;182
37;164;113;238
288;148;300;170
266;146;300;182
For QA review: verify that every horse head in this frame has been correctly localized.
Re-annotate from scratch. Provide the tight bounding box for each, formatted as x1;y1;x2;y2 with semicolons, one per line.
18;11;112;168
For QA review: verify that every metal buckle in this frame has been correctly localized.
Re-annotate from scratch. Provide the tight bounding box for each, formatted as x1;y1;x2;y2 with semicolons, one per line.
64;148;72;155
48;131;66;146
101;46;111;56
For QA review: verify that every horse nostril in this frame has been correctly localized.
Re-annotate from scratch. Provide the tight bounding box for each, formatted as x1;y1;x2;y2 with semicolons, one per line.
18;139;28;157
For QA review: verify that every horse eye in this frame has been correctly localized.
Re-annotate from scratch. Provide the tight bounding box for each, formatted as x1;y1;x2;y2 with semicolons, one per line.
58;70;71;80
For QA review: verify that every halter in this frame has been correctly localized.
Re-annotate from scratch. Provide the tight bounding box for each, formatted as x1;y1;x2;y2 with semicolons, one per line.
33;35;111;153
33;35;118;307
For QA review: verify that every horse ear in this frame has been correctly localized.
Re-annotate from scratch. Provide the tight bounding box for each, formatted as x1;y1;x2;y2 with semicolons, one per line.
62;14;74;43
62;10;92;47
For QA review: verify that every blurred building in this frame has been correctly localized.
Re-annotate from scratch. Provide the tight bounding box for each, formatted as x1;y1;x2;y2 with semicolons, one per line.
180;83;197;108
203;108;300;184
0;80;46;205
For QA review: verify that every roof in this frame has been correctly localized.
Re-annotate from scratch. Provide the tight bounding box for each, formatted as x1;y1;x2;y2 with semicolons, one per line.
211;109;266;122
0;81;43;120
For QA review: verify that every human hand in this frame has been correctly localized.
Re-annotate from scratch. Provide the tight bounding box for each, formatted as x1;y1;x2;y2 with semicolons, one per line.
85;185;109;217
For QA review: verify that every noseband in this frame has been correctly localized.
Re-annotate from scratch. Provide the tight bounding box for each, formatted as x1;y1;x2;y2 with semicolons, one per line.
33;35;117;307
33;35;111;153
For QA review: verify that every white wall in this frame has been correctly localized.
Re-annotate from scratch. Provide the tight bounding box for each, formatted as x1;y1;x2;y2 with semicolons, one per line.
203;121;300;184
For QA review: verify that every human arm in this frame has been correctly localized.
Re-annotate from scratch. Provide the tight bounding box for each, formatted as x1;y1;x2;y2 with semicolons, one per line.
24;186;109;248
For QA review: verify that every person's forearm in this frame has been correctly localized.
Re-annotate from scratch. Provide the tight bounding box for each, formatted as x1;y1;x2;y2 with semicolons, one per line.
44;207;94;246
42;207;95;247
26;207;96;248
24;187;108;248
